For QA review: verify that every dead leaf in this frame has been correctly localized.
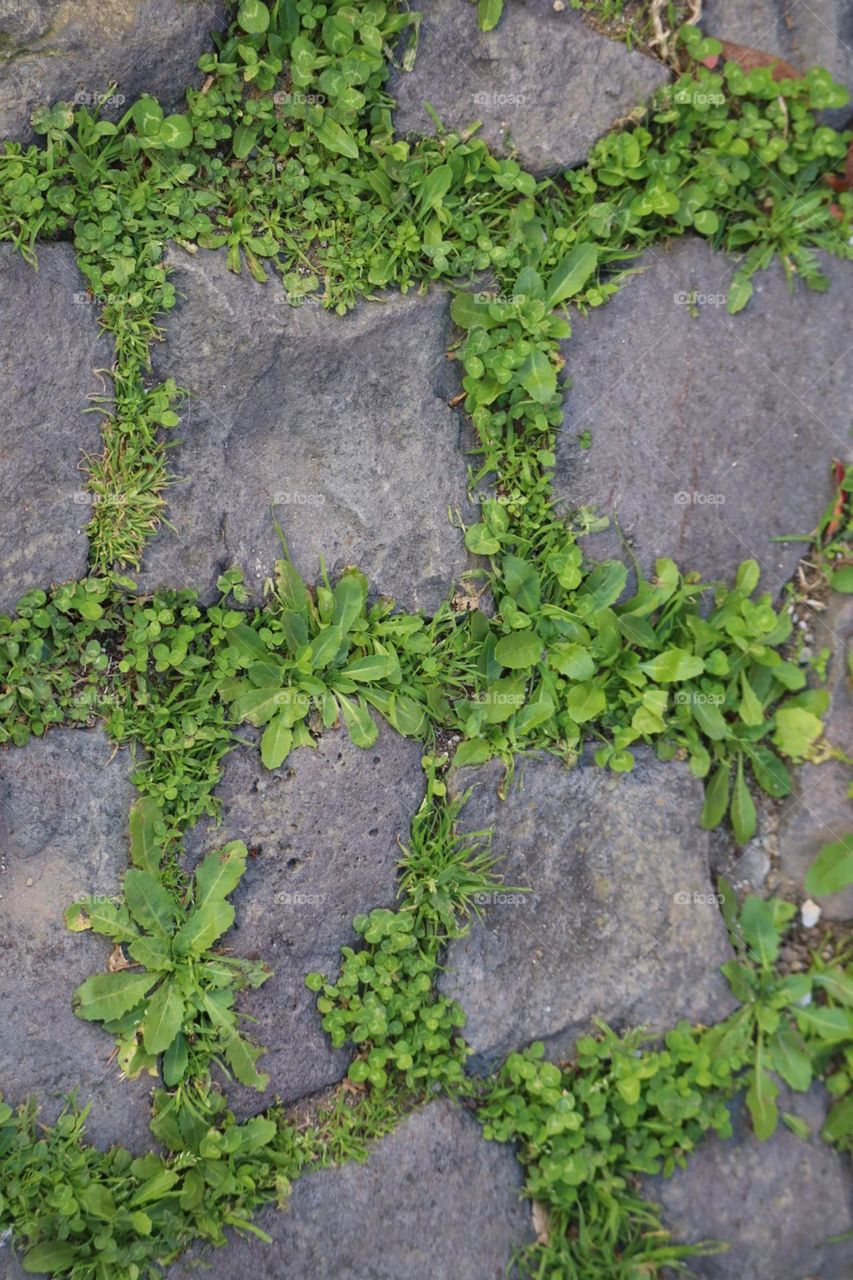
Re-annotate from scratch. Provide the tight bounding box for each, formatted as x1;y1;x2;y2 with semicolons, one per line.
107;944;130;972
716;38;802;81
825;140;853;194
532;1201;551;1245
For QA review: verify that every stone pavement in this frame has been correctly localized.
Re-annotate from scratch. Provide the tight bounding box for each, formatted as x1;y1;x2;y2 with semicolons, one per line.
1;4;851;1278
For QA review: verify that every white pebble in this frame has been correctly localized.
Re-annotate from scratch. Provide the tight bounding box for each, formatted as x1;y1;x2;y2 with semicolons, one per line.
801;899;821;928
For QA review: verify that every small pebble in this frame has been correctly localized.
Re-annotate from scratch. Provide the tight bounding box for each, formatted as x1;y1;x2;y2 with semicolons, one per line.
801;899;821;928
25;877;34;887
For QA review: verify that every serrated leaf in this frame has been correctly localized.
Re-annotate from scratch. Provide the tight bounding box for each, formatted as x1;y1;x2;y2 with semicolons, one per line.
221;1028;269;1090
142;981;185;1055
795;1005;852;1044
768;1021;812;1091
308;625;344;671
519;349;556;404
195;841;248;910
173;901;235;957
74;971;157;1023
231;686;284;726
124;869;178;937
129;796;164;875
333;573;366;632
338;693;378;748
747;1039;778;1139
813;968;853;1007
546;243;598;306
260;713;293;769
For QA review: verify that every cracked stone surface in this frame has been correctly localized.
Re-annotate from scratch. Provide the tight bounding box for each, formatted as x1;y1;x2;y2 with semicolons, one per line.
166;1099;533;1280
441;751;736;1069
389;0;669;175
0;244;110;614
0;1;230;142
648;1085;853;1280
0;729;154;1152
702;0;853;128
554;239;853;600
182;722;424;1113
777;594;853;921
137;250;472;611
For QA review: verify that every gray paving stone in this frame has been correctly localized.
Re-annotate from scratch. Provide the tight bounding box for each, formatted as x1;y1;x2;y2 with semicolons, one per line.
649;1085;853;1280
0;729;154;1151
389;0;669;175
167;1099;533;1280
0;1;229;142
182;722;424;1112
441;751;736;1069
138;250;472;612
554;239;853;600
702;0;853;128
0;244;110;612
777;594;853;921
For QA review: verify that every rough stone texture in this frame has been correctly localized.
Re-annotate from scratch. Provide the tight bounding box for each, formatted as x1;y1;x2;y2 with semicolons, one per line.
0;730;154;1151
0;244;110;613
702;0;853;128
649;1085;853;1280
389;0;668;175
0;1;230;142
441;751;735;1069
167;1099;533;1280
777;594;853;921
182;723;424;1112
137;250;472;612
554;239;853;601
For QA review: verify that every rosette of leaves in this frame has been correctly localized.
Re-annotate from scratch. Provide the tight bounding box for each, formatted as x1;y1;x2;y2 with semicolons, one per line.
219;559;434;770
66;805;270;1091
707;885;853;1143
